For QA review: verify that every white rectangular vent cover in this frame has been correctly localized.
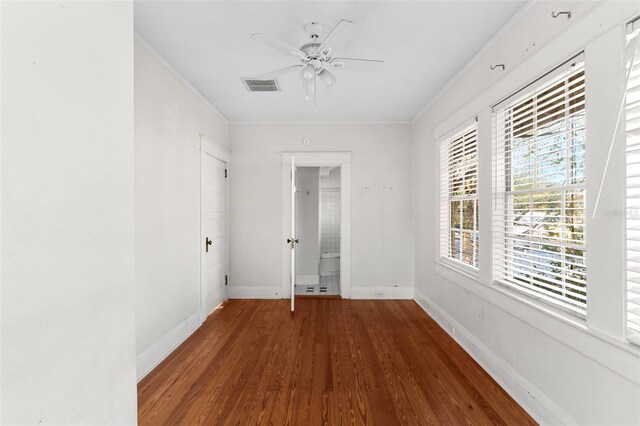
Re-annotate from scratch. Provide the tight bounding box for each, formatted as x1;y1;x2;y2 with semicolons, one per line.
243;79;280;92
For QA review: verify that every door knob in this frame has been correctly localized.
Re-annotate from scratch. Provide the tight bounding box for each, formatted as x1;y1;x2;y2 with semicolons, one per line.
286;238;299;249
206;237;212;253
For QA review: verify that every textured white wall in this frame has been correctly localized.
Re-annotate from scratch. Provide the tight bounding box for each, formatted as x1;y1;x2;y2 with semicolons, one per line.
1;2;137;423
229;123;414;294
134;39;228;359
413;2;640;424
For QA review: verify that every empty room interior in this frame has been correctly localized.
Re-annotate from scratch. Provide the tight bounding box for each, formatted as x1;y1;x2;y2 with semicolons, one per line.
3;0;640;424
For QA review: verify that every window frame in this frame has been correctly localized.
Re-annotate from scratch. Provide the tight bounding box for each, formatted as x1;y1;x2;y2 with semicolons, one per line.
439;120;480;275
625;17;640;346
492;53;588;318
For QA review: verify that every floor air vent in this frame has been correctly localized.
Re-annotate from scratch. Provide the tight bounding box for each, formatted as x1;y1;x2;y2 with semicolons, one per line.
242;78;280;92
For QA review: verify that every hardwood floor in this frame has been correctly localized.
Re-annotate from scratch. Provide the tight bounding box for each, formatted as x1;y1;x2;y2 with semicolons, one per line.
138;299;536;425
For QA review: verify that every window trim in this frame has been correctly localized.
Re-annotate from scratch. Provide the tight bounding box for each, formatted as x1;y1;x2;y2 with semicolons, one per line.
439;256;480;278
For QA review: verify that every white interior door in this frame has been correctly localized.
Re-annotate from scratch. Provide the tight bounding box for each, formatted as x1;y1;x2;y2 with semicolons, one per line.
201;151;226;321
289;158;297;312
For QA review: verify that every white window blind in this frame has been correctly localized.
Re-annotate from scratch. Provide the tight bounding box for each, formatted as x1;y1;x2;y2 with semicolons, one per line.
625;18;640;346
440;124;479;270
493;54;587;315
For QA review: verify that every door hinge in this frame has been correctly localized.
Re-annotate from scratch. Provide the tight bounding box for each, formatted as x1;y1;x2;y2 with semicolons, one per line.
225;169;228;179
225;274;228;286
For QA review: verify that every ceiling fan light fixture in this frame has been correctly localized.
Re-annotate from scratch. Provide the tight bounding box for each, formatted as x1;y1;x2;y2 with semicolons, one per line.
318;68;337;88
300;64;315;81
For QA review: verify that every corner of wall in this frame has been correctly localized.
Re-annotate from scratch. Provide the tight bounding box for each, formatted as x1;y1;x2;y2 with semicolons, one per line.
136;311;201;382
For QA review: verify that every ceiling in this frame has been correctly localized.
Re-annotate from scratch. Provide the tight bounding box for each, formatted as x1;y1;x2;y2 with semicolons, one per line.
134;1;526;122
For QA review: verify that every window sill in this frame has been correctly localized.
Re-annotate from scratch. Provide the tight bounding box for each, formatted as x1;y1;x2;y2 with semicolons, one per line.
432;260;640;383
436;259;587;326
438;257;479;279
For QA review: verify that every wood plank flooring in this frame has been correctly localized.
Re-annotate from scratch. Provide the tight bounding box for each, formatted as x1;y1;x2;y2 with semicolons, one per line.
138;299;536;425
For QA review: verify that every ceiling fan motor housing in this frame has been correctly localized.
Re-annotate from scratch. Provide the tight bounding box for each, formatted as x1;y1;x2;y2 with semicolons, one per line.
300;43;322;57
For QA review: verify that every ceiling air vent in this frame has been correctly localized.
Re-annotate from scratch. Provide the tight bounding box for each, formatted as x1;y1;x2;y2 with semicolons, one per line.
242;78;280;92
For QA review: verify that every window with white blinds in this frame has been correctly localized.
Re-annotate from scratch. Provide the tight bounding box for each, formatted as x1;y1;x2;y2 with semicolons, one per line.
440;124;479;270
625;18;640;346
493;55;587;315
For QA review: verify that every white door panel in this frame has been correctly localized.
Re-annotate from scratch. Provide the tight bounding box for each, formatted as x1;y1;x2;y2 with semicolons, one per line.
201;153;226;319
290;158;296;312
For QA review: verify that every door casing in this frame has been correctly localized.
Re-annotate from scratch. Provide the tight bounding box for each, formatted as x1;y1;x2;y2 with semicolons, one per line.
280;152;352;299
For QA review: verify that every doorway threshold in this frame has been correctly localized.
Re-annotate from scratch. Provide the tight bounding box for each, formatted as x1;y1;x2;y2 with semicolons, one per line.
295;294;342;300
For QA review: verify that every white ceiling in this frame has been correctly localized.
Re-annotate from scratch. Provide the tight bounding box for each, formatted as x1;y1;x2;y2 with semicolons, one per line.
134;1;526;122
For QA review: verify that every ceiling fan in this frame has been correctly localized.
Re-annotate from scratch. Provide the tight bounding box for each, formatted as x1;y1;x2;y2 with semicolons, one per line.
250;20;384;109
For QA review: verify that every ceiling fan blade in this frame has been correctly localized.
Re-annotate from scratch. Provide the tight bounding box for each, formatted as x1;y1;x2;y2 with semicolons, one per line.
330;58;384;73
254;64;303;80
251;33;306;59
318;20;358;51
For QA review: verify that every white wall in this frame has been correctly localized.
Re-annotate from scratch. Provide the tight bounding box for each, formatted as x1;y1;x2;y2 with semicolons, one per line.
1;2;137;424
413;1;640;424
295;167;320;282
320;168;341;255
134;38;228;378
229;123;414;298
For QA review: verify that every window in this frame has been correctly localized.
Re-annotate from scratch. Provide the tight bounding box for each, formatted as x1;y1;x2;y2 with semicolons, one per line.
440;123;479;270
625;17;640;346
493;55;586;315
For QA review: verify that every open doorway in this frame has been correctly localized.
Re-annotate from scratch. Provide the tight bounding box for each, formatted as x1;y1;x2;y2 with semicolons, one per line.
294;166;341;296
281;152;351;309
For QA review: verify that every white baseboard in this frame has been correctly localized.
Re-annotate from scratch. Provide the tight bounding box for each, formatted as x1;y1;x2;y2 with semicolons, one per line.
136;311;201;382
413;288;573;425
228;285;284;299
351;286;414;300
227;285;413;300
296;275;319;285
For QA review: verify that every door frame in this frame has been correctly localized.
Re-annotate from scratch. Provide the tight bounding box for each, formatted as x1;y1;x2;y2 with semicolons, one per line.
281;152;352;299
199;134;231;324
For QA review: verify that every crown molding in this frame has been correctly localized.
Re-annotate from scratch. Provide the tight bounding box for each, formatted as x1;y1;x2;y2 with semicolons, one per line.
229;120;412;125
134;32;229;124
